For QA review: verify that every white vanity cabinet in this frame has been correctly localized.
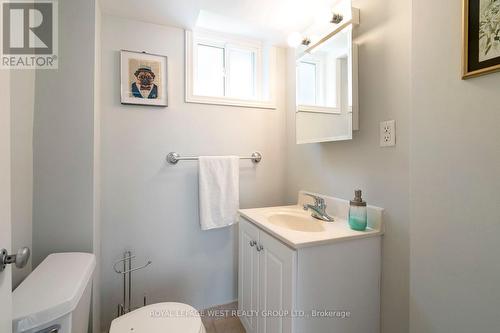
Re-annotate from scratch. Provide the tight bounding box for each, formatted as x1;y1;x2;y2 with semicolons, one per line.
238;214;382;333
238;218;261;332
238;218;296;333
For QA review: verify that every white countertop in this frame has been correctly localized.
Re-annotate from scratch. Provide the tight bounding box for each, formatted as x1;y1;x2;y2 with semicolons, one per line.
239;205;383;249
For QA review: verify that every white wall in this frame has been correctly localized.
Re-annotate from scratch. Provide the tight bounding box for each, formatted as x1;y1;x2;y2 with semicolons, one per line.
10;70;35;289
32;0;96;265
99;14;287;331
30;0;102;330
0;68;12;333
410;0;500;332
93;1;103;332
32;1;103;328
285;0;411;332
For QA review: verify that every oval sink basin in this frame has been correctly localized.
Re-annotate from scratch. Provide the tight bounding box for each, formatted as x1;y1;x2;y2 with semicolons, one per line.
268;213;325;232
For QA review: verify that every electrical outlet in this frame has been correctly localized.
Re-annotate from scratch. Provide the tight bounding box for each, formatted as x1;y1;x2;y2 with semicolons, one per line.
380;120;396;147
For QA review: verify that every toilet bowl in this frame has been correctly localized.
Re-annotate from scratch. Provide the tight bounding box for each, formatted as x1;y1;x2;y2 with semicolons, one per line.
110;302;206;333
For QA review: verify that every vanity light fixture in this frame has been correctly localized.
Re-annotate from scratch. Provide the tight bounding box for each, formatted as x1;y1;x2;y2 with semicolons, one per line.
289;7;358;49
304;7;360;54
287;34;312;48
331;13;344;24
305;20;351;54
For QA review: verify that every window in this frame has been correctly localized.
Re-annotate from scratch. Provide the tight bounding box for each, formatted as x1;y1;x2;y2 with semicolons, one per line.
226;47;256;99
186;30;276;109
297;61;318;105
195;44;225;97
296;52;341;114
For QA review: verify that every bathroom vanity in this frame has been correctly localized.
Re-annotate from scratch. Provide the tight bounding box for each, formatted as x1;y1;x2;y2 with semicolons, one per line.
238;191;383;333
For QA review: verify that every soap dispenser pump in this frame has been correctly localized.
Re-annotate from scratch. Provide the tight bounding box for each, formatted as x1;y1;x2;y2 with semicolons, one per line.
349;190;367;231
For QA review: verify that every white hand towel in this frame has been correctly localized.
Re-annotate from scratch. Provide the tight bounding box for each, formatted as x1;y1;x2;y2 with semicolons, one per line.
198;156;240;230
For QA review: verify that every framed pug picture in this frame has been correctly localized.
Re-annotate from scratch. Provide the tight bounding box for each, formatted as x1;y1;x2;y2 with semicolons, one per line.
120;50;168;106
463;0;500;79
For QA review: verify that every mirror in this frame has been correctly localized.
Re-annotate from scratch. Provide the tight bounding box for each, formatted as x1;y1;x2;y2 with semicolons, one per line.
296;24;358;144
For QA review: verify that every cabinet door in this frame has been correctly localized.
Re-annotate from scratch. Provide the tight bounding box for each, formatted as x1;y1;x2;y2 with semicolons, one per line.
238;218;260;332
258;231;296;333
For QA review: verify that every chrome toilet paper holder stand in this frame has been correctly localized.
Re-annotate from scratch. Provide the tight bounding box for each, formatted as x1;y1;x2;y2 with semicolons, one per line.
113;250;152;317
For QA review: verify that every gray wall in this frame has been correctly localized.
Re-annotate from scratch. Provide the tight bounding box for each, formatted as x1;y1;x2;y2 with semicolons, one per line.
410;0;500;332
99;14;287;331
33;0;97;265
285;0;411;332
10;70;35;289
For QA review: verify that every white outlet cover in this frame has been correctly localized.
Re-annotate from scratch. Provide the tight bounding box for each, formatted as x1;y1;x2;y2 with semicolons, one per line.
380;120;396;147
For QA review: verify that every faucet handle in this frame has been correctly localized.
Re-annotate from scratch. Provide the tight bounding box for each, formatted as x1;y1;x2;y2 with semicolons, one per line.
303;193;325;206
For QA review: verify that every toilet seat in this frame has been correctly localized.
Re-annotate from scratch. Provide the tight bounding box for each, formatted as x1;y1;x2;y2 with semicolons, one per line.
110;302;206;333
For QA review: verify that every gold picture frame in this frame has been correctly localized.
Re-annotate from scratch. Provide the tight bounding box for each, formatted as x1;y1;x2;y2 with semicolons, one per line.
462;0;500;79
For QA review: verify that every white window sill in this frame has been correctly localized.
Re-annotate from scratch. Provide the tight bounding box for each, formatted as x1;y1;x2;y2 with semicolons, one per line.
186;95;276;110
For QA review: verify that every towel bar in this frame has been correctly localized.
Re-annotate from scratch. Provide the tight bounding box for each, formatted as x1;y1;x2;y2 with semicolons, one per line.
166;152;262;165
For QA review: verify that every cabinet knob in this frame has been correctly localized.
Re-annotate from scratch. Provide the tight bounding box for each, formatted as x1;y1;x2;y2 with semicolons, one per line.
249;240;257;247
256;244;264;252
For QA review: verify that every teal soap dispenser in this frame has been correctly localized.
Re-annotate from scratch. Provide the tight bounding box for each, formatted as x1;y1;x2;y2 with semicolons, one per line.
349;190;367;231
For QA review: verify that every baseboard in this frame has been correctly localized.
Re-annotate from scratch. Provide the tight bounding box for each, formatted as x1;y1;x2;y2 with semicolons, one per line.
200;300;238;320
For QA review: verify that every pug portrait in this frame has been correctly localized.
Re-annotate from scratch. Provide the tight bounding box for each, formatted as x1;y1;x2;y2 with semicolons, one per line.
130;65;159;99
122;51;167;106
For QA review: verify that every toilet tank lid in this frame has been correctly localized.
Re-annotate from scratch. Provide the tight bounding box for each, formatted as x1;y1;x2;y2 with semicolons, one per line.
12;252;96;332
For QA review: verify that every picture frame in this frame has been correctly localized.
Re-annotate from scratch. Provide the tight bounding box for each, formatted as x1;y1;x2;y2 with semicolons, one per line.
120;50;168;106
462;0;500;79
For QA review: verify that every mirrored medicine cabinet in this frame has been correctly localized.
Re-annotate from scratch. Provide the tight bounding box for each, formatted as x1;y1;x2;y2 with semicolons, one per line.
295;4;359;144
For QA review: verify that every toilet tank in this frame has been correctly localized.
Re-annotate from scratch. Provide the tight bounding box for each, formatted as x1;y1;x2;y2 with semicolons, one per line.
12;253;96;333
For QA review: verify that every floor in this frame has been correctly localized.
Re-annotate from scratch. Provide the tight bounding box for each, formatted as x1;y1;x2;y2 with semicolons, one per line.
201;302;246;333
203;316;246;333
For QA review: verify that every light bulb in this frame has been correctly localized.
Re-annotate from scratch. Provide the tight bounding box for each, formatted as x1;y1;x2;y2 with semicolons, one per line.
287;32;302;48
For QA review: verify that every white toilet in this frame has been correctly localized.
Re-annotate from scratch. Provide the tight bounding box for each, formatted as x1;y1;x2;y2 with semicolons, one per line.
110;302;206;333
12;252;96;333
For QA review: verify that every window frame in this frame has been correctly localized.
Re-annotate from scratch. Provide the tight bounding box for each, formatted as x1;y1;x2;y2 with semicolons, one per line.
185;30;276;109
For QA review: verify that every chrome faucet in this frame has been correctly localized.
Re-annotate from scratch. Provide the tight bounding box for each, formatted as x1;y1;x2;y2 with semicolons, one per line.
303;193;335;222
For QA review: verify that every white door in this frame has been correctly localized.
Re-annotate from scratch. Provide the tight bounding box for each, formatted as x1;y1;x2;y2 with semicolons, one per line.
0;69;13;332
258;231;296;333
238;219;260;333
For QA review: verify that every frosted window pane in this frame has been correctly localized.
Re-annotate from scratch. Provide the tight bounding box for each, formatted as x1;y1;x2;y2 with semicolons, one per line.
227;48;255;99
195;44;224;97
298;61;316;105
